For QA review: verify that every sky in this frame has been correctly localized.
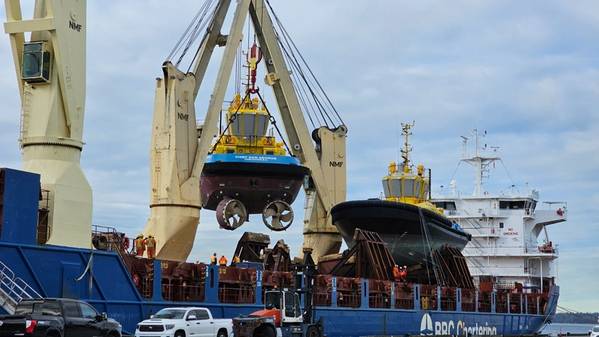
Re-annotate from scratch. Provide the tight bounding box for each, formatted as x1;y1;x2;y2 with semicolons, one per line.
1;1;598;312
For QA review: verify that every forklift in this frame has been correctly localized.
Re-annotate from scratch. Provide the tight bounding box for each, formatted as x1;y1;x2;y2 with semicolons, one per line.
232;249;324;337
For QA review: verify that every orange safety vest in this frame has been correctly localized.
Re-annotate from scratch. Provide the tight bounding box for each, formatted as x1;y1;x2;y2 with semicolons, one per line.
218;256;228;266
146;237;156;249
233;256;241;264
135;238;145;250
392;266;401;280
210;255;217;264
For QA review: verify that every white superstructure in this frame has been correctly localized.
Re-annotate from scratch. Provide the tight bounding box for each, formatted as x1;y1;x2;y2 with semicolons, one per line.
433;130;566;292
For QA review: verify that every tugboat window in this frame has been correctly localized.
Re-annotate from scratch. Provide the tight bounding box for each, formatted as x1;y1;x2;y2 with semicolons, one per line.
403;179;416;197
391;179;400;196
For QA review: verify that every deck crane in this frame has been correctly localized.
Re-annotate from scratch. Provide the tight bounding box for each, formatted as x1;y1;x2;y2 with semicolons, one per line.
4;0;92;249
143;0;347;261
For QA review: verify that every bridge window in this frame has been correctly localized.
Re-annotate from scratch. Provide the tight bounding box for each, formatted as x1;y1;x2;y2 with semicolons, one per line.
433;201;456;211
499;201;526;209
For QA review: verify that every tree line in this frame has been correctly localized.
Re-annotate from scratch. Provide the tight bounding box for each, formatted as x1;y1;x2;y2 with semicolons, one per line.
554;313;599;324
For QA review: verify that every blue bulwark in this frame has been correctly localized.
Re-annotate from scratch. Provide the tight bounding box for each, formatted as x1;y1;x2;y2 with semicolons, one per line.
206;153;300;165
0;168;40;244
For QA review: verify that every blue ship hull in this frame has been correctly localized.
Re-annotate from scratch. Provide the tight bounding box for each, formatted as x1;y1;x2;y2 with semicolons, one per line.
316;308;552;337
0;241;558;336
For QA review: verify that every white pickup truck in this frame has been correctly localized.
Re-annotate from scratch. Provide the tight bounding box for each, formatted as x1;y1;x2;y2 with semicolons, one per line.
135;307;232;337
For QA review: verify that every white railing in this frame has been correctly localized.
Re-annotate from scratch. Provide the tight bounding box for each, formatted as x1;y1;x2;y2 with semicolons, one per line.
0;260;42;314
463;244;559;257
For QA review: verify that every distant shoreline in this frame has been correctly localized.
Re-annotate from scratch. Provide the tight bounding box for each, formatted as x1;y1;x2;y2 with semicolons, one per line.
554;313;599;324
542;322;596;336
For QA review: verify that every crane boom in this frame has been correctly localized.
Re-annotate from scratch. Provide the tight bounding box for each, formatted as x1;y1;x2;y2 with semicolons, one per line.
145;0;346;261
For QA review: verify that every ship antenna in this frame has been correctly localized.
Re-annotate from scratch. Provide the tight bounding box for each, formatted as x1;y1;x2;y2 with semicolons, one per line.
460;129;500;196
400;121;415;172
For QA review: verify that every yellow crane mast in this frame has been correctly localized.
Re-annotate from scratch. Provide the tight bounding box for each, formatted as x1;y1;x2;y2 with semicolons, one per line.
4;0;92;248
143;0;347;261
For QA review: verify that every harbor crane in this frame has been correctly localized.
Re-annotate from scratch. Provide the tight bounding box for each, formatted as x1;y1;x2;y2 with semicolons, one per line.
143;0;348;261
4;0;92;249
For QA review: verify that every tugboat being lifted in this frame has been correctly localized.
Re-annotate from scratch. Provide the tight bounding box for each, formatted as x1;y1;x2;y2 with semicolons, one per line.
201;44;309;231
332;123;471;265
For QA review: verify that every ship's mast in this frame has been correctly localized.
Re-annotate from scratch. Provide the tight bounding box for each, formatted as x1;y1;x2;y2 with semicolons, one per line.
460;129;500;197
400;122;414;172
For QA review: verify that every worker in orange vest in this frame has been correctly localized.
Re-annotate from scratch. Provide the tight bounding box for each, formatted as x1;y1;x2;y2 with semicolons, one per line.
134;234;145;257
392;264;401;281
399;265;408;282
218;255;228;267
210;253;217;265
145;235;156;259
232;255;241;266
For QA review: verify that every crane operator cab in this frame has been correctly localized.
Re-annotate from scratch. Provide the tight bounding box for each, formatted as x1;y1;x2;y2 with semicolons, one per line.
21;41;52;83
264;290;303;324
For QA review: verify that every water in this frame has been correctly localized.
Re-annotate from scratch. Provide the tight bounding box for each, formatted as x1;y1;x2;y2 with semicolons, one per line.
542;323;596;336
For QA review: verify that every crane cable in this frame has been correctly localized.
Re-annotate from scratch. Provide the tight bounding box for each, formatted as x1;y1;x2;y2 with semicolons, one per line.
166;0;217;68
265;0;345;129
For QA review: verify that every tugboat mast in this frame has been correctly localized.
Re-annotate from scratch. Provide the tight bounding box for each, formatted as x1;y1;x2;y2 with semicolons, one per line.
400;122;414;172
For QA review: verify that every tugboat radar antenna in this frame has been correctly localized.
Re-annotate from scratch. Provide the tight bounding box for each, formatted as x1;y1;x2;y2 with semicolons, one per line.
460;129;500;197
401;121;415;172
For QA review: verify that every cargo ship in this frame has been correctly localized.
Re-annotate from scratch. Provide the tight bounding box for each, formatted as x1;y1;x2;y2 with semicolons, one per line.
0;1;560;336
0;172;560;335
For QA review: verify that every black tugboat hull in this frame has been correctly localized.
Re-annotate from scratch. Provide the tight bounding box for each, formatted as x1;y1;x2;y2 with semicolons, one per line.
331;199;471;265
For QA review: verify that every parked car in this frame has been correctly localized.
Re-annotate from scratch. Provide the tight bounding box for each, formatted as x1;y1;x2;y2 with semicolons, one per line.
590;325;599;337
135;307;231;337
0;298;122;337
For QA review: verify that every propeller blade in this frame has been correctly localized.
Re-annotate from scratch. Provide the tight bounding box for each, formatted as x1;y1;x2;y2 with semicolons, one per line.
271;217;282;229
280;210;293;223
263;206;277;218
